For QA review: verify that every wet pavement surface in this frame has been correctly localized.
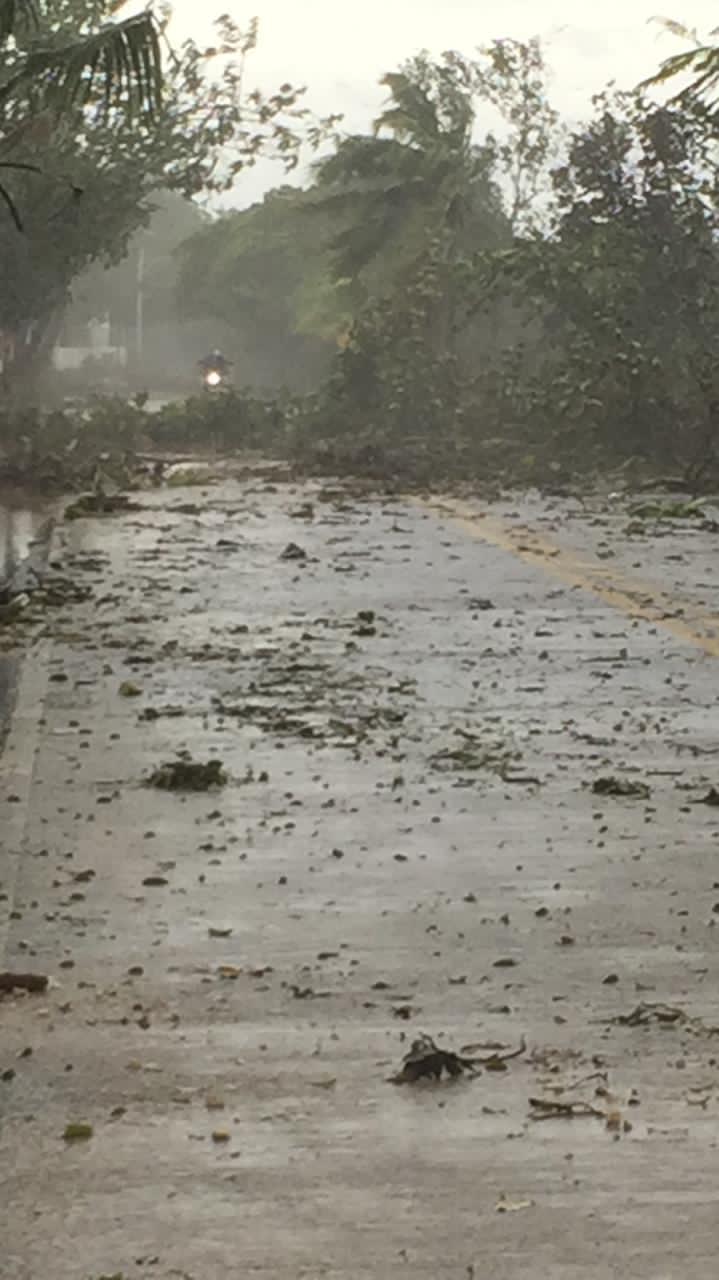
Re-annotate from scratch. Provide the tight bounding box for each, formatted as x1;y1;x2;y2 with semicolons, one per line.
1;465;719;1279
0;497;54;747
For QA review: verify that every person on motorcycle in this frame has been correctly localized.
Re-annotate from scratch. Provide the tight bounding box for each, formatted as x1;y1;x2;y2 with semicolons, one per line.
198;348;232;377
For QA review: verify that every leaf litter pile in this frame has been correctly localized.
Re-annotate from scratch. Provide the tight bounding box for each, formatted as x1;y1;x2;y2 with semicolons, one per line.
146;756;227;791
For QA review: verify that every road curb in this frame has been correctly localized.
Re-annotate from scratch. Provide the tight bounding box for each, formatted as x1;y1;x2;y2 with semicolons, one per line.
0;639;53;963
0;515;63;964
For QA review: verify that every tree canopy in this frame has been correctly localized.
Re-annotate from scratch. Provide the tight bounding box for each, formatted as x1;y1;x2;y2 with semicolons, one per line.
0;3;336;388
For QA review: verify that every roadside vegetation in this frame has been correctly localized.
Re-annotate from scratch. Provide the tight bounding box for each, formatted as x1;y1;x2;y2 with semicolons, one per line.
1;8;718;491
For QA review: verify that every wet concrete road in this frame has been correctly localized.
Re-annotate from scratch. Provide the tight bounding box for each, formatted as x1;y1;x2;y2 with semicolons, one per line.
1;467;719;1279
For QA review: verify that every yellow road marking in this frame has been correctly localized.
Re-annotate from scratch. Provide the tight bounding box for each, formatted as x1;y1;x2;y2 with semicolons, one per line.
424;497;719;659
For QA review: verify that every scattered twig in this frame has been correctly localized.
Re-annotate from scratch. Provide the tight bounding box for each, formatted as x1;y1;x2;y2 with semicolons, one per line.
468;1036;527;1071
529;1096;605;1120
499;770;543;787
607;1001;719;1035
612;1002;685;1028
566;1070;609;1091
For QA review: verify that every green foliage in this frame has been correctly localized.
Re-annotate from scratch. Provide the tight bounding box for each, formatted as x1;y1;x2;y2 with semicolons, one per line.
471;90;719;475
149;388;291;453
0;3;336;391
472;37;561;230
0;0;161;231
174;187;348;388
0;13;163;121
0;2;162;121
3;28;717;493
269;50;513;454
0;391;150;490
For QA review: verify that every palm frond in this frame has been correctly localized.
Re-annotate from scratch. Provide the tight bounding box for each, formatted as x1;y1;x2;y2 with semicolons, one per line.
641;46;719;101
650;18;699;43
376;73;440;145
641;19;719;103
313;135;409;186
0;180;23;229
0;12;163;118
0;0;38;45
0;159;47;229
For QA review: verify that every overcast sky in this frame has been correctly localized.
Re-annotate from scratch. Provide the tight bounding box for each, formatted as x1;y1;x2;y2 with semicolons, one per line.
160;0;717;206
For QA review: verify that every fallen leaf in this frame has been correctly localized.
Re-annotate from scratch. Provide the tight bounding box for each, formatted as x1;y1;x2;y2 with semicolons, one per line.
63;1122;94;1141
496;1197;534;1213
119;681;142;698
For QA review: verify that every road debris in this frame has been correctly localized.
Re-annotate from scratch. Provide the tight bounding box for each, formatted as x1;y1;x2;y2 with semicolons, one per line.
64;493;140;520
146;756;227;791
462;1038;527;1072
612;1001;686;1027
280;541;308;561
0;972;49;995
118;681;142;698
592;775;651;799
528;1097;605;1120
390;1034;525;1084
3;467;719;1273
390;1035;482;1084
62;1122;94;1141
608;1002;719;1035
629;500;706;521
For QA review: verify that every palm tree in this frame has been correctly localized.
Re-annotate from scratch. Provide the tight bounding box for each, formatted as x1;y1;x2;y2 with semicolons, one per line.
1;1;161;113
305;54;506;310
642;20;719;108
0;0;162;226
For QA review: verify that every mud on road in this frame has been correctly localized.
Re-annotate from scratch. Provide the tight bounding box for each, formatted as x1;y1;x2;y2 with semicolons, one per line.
1;464;719;1279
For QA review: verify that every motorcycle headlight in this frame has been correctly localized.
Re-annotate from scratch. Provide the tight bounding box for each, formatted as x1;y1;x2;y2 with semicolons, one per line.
205;370;222;387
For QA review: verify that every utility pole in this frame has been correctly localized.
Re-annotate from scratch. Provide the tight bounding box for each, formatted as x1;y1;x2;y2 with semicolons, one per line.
136;244;145;376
